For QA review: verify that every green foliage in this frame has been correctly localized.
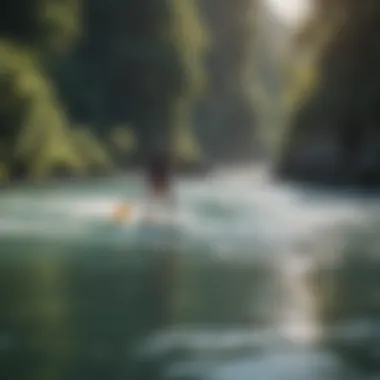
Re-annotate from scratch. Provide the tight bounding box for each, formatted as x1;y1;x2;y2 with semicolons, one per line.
0;0;88;181
282;58;318;114
134;0;208;164
0;40;84;180
0;162;9;184
54;0;260;166
0;0;81;55
109;125;137;156
0;0;263;179
168;0;209;99
0;0;117;181
173;100;202;165
36;0;82;54
72;127;113;173
168;0;209;165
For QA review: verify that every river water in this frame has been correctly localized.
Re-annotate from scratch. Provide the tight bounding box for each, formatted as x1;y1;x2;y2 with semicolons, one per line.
0;166;379;380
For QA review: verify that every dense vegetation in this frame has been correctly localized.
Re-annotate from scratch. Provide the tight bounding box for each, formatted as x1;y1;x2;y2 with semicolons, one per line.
55;0;209;169
0;0;260;183
5;0;380;186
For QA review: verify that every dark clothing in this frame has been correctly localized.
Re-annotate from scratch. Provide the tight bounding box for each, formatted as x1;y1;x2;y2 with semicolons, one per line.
147;152;172;195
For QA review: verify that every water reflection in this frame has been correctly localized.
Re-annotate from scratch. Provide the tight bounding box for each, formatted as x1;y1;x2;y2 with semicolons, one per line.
0;238;273;379
0;240;170;380
1;181;380;379
0;244;71;380
310;222;380;376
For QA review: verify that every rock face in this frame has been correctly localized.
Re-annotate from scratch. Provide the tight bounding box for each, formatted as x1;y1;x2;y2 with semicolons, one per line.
274;1;380;189
276;123;380;188
277;127;342;184
355;128;380;186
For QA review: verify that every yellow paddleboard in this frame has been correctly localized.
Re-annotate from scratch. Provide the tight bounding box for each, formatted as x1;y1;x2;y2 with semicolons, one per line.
111;203;133;223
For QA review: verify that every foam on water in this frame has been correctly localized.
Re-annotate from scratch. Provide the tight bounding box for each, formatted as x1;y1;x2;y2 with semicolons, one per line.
1;168;379;379
0;168;374;248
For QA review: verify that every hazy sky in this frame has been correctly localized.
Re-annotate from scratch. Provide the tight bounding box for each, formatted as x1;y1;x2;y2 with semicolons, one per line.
265;0;313;26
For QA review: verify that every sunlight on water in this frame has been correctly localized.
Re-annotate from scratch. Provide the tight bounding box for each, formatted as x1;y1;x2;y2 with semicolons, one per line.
1;167;380;379
0;166;374;245
277;249;322;346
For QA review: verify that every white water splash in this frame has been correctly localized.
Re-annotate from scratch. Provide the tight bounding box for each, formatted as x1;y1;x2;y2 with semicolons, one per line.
1;168;379;379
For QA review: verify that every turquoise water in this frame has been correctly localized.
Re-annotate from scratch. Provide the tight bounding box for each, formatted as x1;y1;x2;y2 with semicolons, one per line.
0;168;379;379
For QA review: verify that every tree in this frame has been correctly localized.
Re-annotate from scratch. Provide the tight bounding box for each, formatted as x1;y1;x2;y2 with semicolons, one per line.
55;0;208;168
0;0;112;181
0;40;83;180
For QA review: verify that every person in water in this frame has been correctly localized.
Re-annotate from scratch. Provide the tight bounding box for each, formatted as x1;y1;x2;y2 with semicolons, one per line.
147;150;173;198
147;151;176;326
143;150;175;222
112;150;173;222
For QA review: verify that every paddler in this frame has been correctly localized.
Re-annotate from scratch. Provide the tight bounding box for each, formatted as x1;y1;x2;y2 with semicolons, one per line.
112;150;173;223
147;150;173;199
